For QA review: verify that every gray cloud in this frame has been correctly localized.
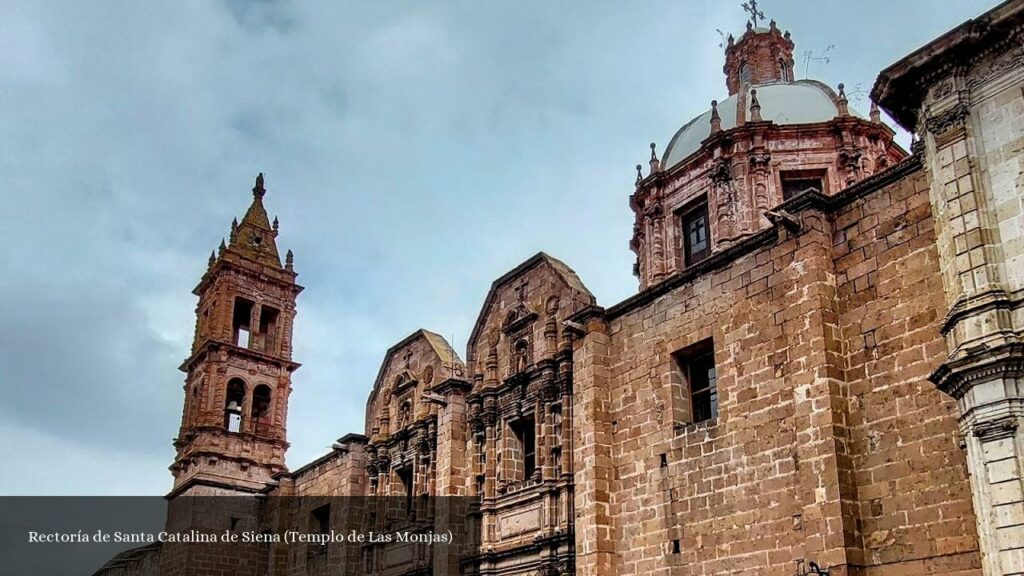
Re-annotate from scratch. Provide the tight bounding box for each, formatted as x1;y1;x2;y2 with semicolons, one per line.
0;0;997;494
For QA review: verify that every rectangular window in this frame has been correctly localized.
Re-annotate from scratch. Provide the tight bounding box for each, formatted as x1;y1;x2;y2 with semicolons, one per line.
310;504;330;534
511;416;536;481
674;340;718;424
780;170;826;200
681;202;710;266
232;298;254;348
396;467;414;517
258;305;280;354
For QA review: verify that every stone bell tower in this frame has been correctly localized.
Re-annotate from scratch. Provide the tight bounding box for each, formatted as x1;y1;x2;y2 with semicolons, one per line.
169;173;303;496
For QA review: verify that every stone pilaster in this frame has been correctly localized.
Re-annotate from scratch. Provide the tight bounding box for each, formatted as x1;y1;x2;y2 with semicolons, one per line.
874;5;1024;573
570;315;615;576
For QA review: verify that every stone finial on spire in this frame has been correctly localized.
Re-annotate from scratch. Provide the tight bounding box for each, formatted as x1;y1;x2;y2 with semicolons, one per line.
635;164;644;186
253;172;266;200
710;100;722;133
649;143;660;174
870;100;881;123
837;83;850;116
749;89;763;122
285;249;294;271
230;218;238;242
208;251;216;269
273;216;279;233
219;238;227;255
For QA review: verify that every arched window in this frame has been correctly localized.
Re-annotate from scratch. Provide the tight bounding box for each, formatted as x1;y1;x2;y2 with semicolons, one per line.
251;384;272;437
225;378;246;432
779;59;792;82
738;62;752;86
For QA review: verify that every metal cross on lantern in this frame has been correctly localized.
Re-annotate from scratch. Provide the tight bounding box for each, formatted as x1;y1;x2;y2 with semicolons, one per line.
742;0;766;28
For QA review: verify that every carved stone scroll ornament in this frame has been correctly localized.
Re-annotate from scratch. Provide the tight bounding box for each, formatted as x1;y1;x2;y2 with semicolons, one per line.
838;147;863;184
924;101;970;137
973;417;1018;441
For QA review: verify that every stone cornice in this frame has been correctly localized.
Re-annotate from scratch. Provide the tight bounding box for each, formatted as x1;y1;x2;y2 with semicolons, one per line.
179;338;301;373
164;477;266;500
872;0;1024;130
930;342;1024;399
940;288;1023;335
580;155;925;325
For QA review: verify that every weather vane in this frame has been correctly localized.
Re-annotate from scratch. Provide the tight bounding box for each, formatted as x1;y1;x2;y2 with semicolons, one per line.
742;0;765;28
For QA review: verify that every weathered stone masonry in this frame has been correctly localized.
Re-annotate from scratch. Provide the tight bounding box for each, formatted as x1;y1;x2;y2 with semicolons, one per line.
96;3;1024;576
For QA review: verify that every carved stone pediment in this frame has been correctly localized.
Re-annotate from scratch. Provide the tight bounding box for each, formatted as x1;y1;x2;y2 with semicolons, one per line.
503;303;538;334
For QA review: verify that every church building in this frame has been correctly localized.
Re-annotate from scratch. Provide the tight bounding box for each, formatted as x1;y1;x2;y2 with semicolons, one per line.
96;2;1024;575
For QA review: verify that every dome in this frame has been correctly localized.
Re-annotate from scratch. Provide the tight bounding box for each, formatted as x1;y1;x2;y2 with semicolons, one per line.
662;80;859;169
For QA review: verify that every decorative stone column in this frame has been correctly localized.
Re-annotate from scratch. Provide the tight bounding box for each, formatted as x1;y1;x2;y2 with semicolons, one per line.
874;5;1024;574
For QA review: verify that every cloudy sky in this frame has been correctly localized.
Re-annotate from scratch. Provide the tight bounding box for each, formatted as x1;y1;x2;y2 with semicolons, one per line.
0;0;997;495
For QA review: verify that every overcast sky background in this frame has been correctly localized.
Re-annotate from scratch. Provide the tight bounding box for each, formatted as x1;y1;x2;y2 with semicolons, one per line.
0;0;998;495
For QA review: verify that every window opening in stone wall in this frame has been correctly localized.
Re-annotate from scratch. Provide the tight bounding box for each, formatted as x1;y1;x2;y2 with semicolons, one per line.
739;62;752;86
232;297;254;348
674;339;718;424
397;466;414;517
781;169;827;200
779;59;792;82
681;201;710;266
258;305;280;354
510;415;536;482
250;384;272;437
224;378;246;432
310;504;330;555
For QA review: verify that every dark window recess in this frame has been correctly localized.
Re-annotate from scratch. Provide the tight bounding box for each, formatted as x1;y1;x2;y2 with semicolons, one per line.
681;203;710;266
250;385;272;437
258;306;280;354
671;539;681;554
689;352;718;423
311;504;330;534
781;173;825;200
232;298;254;348
511;416;536;481
674;340;718;424
397;467;414;517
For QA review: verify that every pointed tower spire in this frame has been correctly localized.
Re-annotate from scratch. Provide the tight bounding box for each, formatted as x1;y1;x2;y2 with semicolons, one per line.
219;238;227;255
710;100;722;133
749;89;763;122
230;173;283;267
649;143;660;174
272;216;279;233
635;164;643;186
837;83;850;117
208;251;216;269
285;249;294;272
230;218;238;242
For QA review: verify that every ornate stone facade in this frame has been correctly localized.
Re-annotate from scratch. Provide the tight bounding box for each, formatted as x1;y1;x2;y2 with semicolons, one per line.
98;3;1024;576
